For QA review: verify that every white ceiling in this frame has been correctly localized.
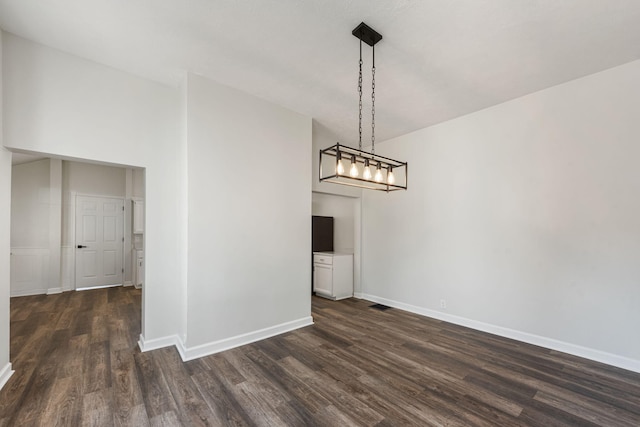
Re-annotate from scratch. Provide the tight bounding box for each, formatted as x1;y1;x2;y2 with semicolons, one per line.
1;0;640;144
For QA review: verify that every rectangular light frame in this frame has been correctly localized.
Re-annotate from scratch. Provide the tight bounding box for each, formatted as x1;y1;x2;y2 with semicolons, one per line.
319;143;408;192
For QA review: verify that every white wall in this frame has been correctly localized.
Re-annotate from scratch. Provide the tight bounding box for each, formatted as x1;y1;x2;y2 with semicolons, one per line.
62;161;126;197
184;73;312;353
2;32;182;345
132;168;145;198
11;159;52;296
0;146;11;386
0;29;14;389
11;159;50;248
10;159;61;296
362;59;640;371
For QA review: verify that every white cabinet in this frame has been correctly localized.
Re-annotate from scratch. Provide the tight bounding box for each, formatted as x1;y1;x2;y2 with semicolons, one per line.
135;250;144;289
313;252;353;300
133;198;144;234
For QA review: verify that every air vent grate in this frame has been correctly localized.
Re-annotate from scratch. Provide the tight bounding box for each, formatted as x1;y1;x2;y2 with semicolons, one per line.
369;303;392;311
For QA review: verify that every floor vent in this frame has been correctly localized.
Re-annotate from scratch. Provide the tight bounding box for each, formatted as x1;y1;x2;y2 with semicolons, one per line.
369;303;392;311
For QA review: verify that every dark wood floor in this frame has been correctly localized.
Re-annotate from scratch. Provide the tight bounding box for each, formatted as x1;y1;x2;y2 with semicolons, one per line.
1;288;639;426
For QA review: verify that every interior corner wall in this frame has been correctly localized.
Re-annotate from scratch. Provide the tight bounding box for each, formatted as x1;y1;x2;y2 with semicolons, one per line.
0;146;11;384
178;75;188;346
184;73;312;352
0;29;13;388
1;32;182;344
362;60;640;370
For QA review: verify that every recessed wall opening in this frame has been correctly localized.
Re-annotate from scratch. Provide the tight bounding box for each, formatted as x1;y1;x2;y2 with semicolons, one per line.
8;149;146;355
311;191;362;298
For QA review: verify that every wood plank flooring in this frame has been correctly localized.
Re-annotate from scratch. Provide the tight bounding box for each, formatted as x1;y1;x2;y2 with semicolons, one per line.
1;288;639;426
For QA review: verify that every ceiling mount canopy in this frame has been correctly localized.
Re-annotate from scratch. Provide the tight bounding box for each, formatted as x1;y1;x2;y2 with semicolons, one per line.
320;22;407;192
352;22;382;47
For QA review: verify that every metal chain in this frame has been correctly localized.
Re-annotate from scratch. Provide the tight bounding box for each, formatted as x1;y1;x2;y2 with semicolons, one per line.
371;45;376;154
358;40;363;151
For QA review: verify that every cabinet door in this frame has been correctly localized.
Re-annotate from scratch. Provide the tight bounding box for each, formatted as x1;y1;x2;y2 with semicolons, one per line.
313;264;333;296
133;199;144;234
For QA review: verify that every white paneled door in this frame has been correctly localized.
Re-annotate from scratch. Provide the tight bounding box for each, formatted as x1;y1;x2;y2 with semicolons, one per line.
75;196;124;290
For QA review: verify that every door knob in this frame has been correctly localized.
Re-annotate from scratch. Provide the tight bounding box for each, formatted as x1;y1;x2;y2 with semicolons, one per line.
77;245;87;249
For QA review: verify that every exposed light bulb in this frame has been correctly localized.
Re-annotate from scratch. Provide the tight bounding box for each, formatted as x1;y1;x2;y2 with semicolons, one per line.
363;167;372;180
374;162;383;182
336;152;345;175
363;159;372;180
349;156;359;177
387;167;395;185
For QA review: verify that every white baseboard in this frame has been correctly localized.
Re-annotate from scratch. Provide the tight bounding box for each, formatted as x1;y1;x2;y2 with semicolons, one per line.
76;283;122;291
138;334;181;353
134;284;142;290
60;281;74;291
46;287;63;295
123;281;133;287
11;288;48;297
0;363;14;391
360;293;640;374
139;316;314;362
177;316;314;362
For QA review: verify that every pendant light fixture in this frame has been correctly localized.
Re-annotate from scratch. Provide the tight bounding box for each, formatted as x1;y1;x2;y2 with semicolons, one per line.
319;22;408;192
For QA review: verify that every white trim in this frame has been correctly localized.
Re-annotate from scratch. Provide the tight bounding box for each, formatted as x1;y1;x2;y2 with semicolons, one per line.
176;337;187;361
0;363;14;391
46;287;63;295
178;316;314;362
8;246;50;251
360;293;640;374
76;283;122;291
10;288;48;297
60;245;75;291
75;193;126;200
123;281;133;287
138;334;181;353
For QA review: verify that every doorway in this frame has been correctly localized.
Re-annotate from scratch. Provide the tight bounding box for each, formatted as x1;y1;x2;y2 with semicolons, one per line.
8;152;145;298
311;192;362;296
